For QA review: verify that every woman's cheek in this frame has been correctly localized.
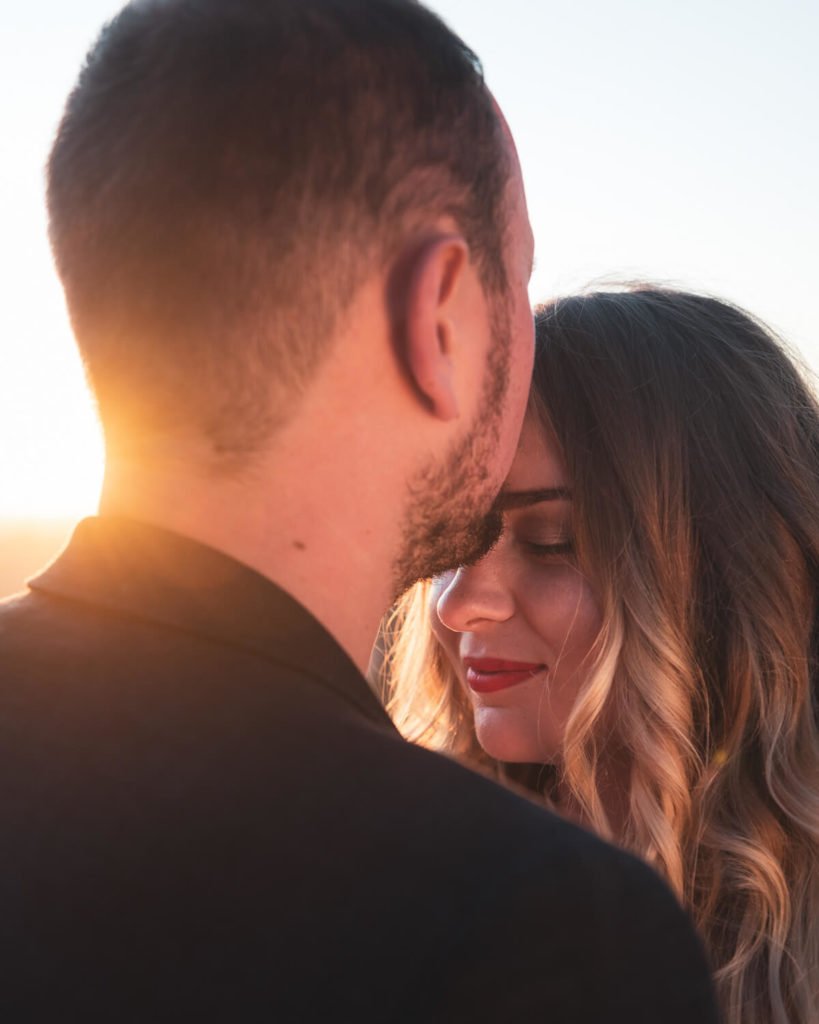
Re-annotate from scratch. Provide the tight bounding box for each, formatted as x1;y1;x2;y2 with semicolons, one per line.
526;562;601;649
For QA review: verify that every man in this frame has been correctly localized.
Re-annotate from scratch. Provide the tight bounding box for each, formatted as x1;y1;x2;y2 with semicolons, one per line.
0;1;717;1020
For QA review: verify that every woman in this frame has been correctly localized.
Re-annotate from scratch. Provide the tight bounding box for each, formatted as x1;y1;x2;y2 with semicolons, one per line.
384;285;819;1024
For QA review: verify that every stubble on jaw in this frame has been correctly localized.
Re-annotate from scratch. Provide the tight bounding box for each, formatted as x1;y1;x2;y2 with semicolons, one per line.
392;298;512;600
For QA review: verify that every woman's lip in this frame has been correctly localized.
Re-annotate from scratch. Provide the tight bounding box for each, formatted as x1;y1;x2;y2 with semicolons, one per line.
462;658;546;694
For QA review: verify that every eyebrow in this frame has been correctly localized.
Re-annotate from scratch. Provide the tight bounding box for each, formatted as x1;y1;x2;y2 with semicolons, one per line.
496;487;572;511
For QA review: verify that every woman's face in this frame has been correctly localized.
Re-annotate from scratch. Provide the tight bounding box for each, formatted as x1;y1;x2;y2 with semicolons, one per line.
431;413;602;763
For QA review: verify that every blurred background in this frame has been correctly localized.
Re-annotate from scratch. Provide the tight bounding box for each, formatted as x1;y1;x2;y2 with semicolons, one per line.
1;0;817;596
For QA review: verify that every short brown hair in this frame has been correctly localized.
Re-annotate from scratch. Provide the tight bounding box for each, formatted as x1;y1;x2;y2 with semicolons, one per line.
48;0;511;457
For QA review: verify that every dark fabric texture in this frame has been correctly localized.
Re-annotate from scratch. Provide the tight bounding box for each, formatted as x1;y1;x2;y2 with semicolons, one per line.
0;517;718;1022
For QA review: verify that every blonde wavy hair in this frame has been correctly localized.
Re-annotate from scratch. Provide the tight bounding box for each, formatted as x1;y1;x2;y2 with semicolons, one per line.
384;286;819;1024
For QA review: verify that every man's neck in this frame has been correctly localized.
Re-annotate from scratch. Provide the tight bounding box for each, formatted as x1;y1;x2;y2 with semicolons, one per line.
100;449;402;676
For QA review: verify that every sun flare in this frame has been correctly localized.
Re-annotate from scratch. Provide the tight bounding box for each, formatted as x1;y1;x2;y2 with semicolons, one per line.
1;344;103;520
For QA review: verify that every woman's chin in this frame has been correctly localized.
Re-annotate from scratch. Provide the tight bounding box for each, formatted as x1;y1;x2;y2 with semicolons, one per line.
473;706;561;764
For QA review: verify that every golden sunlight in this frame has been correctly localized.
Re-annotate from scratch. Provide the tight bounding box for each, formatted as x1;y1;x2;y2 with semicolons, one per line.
0;340;102;597
0;341;103;520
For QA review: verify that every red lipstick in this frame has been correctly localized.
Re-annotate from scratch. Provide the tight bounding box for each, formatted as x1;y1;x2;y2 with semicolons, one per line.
463;657;546;694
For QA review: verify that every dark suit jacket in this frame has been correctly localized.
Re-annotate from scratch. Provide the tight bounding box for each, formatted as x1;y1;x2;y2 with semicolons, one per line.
0;517;717;1022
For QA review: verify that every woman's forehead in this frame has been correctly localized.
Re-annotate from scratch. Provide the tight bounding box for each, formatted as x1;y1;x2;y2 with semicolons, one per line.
505;414;568;493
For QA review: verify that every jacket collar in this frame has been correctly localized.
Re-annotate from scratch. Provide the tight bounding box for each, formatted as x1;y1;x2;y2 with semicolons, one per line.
29;516;396;730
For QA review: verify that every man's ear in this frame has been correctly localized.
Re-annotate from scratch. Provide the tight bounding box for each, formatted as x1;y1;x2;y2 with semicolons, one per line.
395;233;470;423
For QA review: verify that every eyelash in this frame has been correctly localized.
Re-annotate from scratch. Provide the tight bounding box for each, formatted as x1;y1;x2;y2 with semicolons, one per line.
520;540;575;558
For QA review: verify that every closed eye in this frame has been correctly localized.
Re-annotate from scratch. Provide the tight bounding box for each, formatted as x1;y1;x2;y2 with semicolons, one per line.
521;540;574;558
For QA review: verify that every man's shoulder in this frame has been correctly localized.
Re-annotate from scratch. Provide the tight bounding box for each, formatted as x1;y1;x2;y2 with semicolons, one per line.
448;765;716;1020
355;730;683;934
395;738;656;896
0;593;716;1023
0;582;106;630
0;587;49;624
0;584;147;674
0;587;76;653
369;740;716;1022
374;732;593;854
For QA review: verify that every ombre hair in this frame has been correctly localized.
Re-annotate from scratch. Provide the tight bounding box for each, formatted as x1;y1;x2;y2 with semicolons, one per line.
384;285;819;1024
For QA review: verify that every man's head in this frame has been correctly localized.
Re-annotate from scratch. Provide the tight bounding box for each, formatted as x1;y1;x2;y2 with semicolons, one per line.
393;284;513;592
47;0;515;460
393;110;535;594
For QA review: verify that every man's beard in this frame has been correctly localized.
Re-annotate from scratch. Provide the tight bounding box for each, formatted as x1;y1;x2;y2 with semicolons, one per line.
392;296;512;599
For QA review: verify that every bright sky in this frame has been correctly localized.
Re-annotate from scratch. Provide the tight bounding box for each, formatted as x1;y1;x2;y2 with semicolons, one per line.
1;0;817;517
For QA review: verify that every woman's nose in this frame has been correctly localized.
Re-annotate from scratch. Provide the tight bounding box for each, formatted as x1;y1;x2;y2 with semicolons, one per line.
435;555;515;634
